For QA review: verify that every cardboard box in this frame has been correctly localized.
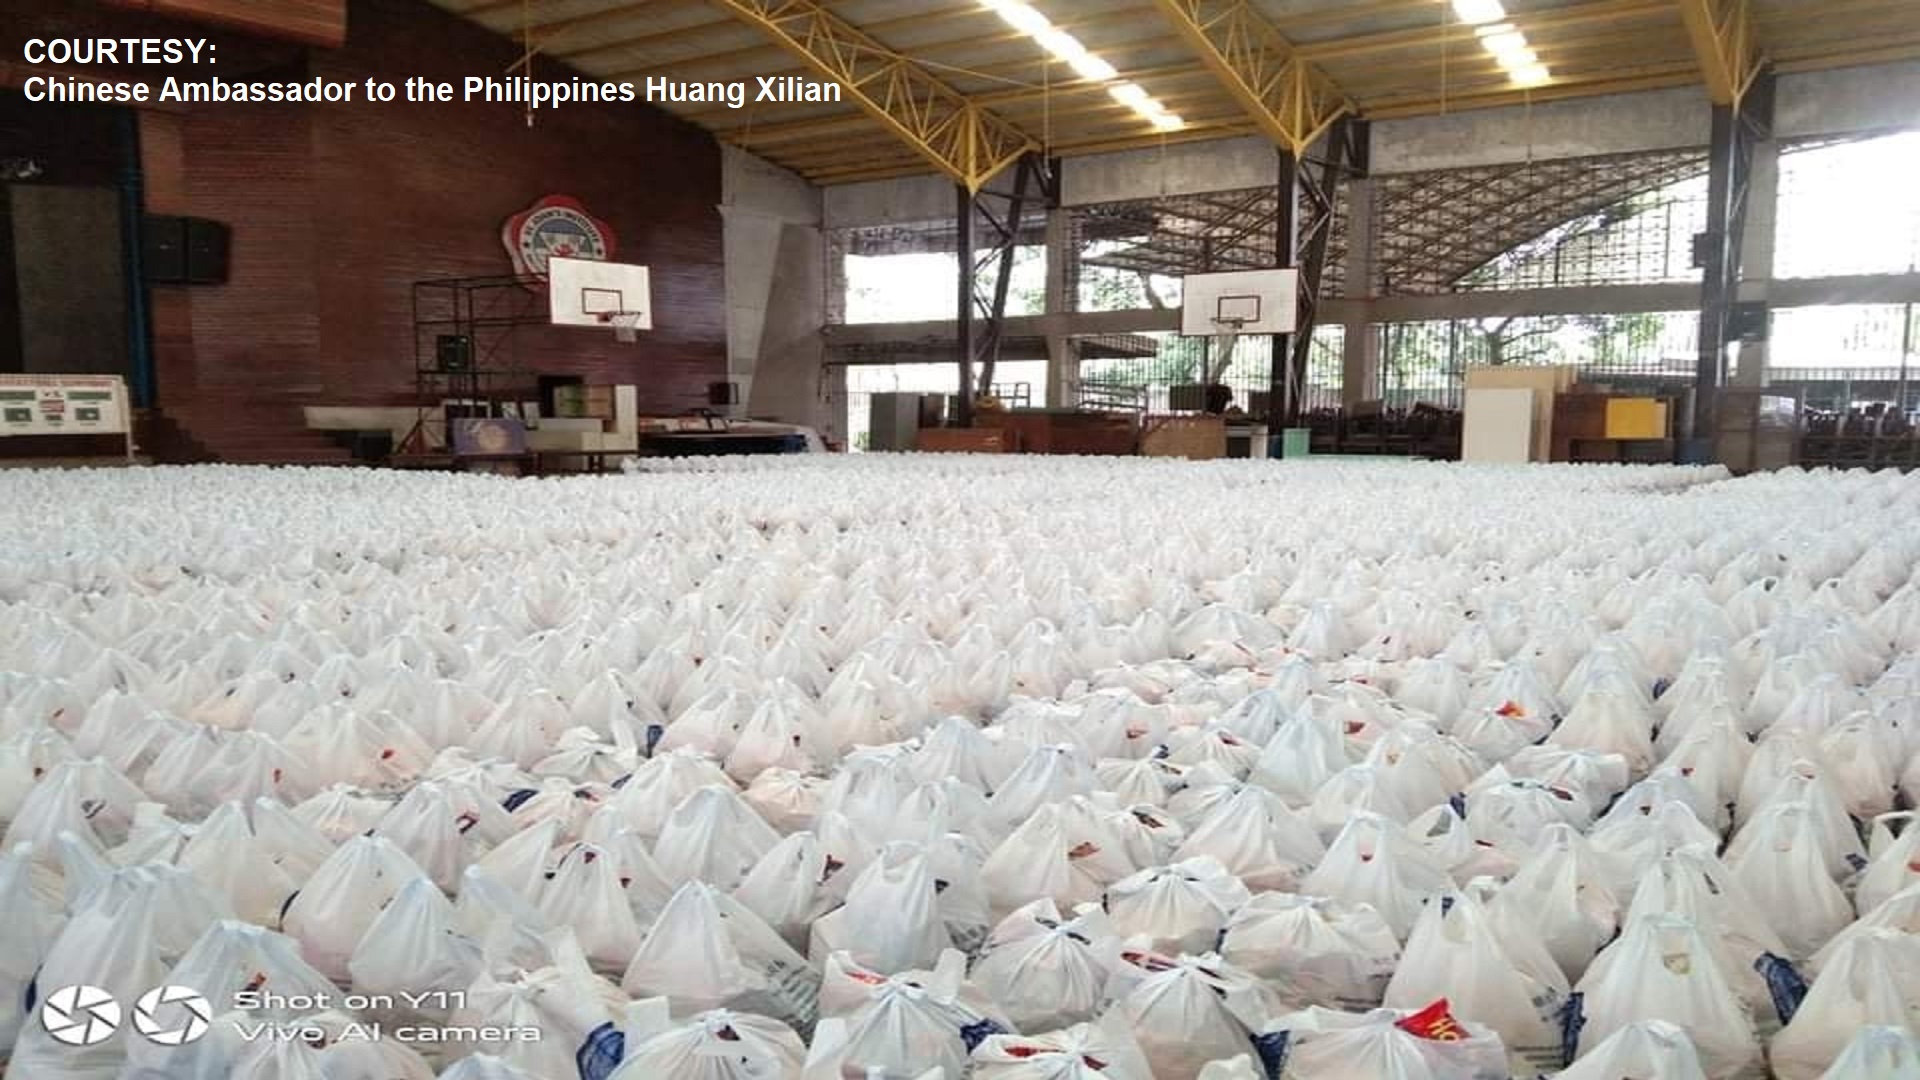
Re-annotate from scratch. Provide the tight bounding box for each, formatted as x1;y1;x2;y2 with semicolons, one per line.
1605;398;1669;439
1464;365;1577;462
581;386;617;422
916;428;1007;453
1141;415;1226;459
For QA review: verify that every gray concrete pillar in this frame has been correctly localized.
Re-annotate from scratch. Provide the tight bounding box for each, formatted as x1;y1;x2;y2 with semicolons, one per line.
1733;138;1780;388
1341;178;1380;405
1044;204;1076;407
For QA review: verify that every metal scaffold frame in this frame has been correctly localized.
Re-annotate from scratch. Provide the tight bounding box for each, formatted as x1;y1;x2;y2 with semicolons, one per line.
956;152;1058;427
1273;118;1368;428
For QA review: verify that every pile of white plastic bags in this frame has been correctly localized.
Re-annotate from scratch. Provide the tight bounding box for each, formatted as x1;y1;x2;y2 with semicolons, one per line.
1;456;1919;1079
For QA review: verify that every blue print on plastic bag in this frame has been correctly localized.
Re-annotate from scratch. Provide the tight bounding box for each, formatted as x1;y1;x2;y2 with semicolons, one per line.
502;788;539;813
577;1021;625;1080
1558;992;1586;1067
1252;1030;1291;1080
961;1018;1010;1052
1755;953;1808;1024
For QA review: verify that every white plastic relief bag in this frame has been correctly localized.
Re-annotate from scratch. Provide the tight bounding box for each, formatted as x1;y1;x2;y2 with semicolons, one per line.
1551;1020;1708;1080
805;950;1011;1080
1769;930;1920;1080
283;834;431;982
1815;1025;1920;1079
348;877;484;1008
1220;891;1400;1012
1113;951;1277;1080
1102;856;1250;957
1384;886;1571;1076
612;1007;808;1080
1261;1001;1511;1080
623;881;820;1030
971;1010;1155;1080
811;841;953;973
970;898;1118;1034
1572;915;1763;1080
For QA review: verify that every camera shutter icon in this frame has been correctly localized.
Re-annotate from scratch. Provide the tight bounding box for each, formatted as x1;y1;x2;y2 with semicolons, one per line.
132;986;213;1046
42;985;122;1046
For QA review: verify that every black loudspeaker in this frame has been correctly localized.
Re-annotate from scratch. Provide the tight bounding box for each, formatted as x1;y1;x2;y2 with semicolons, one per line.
142;215;228;284
707;380;739;406
1731;301;1770;343
436;334;472;371
142;215;188;283
185;218;229;284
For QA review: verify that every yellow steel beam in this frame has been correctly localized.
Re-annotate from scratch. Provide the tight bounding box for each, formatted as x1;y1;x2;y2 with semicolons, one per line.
1363;63;1702;118
704;0;1037;191
1299;0;1670;61
1148;0;1354;158
1676;0;1763;105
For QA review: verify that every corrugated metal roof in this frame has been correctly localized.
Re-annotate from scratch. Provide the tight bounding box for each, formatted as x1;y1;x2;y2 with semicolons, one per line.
428;0;1911;184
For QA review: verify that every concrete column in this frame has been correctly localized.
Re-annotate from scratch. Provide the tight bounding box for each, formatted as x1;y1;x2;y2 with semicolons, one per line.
1043;204;1076;407
1733;138;1781;388
1341;178;1380;405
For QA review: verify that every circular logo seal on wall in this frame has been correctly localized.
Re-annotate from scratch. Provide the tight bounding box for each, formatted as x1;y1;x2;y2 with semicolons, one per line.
502;195;616;282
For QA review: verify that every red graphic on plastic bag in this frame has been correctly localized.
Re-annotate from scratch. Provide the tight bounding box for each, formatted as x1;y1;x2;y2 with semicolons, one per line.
1396;999;1467;1042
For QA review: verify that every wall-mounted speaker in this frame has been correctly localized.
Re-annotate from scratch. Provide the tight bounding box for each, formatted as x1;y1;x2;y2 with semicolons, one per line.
142;215;229;285
185;218;229;284
142;215;187;283
436;334;472;372
1731;301;1770;343
707;380;739;406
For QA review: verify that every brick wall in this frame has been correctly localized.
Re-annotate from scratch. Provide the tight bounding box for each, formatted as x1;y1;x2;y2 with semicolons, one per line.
4;0;727;428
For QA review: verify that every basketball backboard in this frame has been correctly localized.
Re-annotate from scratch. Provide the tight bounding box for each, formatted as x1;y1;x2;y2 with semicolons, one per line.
549;256;652;330
1180;269;1299;337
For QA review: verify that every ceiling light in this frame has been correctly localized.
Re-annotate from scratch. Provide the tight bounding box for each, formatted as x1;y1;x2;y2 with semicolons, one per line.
1036;28;1087;63
1479;30;1529;56
1149;111;1185;131
1474;22;1518;37
987;0;1051;36
1450;0;1507;25
1496;47;1540;69
1109;81;1151;107
1069;52;1118;81
1510;64;1552;87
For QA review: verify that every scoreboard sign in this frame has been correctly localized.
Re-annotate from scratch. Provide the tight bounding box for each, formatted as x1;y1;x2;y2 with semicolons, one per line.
0;374;135;460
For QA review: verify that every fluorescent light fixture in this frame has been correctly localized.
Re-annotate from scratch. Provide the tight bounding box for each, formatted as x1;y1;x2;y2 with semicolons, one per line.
1474;22;1517;37
990;0;1051;36
1450;0;1507;25
1479;30;1529;56
1069;52;1117;81
979;1;1163;123
1036;28;1087;63
1510;64;1552;86
1496;47;1540;69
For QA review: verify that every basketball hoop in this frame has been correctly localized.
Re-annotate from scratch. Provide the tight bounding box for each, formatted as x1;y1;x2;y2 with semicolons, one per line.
599;310;645;344
1205;315;1247;387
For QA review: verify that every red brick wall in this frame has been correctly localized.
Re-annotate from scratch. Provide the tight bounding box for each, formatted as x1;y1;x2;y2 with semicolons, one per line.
4;0;726;420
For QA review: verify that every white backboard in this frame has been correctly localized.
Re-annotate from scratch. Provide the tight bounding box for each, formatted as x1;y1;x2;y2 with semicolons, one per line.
1180;269;1299;337
549;256;652;329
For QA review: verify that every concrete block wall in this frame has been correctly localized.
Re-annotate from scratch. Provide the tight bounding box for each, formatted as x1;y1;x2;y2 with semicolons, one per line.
722;146;832;440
